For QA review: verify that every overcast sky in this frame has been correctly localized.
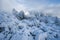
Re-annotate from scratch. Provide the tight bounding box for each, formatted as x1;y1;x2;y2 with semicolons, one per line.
0;0;60;17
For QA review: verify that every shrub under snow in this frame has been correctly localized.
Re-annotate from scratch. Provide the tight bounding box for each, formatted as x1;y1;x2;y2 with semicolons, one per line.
0;10;60;40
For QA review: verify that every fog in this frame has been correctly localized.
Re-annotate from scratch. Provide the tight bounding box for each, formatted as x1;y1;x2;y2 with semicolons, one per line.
0;0;60;17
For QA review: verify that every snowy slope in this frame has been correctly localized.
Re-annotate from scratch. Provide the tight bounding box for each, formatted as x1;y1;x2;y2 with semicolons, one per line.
0;10;60;40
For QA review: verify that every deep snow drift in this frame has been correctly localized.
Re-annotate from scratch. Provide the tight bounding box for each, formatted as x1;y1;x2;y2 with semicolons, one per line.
0;9;60;40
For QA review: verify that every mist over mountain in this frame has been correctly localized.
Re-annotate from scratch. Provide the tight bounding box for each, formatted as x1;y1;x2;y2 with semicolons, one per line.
0;0;60;17
0;0;60;40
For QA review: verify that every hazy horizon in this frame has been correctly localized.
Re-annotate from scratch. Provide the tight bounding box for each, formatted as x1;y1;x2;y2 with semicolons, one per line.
0;0;60;17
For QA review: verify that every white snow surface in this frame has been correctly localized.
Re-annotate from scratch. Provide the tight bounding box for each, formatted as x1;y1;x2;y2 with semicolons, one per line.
0;10;60;40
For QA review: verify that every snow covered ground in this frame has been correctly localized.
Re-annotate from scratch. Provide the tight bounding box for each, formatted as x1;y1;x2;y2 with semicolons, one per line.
0;9;60;40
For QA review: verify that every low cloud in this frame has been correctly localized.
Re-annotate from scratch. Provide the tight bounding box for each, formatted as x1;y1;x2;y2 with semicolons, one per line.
0;0;60;17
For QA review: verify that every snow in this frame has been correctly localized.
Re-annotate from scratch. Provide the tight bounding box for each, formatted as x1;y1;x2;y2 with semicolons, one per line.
0;10;60;40
35;32;48;40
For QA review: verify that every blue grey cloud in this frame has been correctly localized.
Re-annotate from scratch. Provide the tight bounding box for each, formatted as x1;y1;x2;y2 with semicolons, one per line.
0;0;60;17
